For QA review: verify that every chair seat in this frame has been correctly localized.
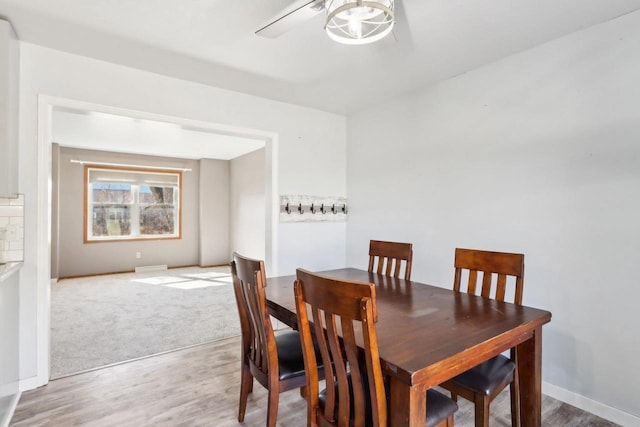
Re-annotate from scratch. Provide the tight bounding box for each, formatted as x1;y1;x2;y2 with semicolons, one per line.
425;389;458;427
275;330;307;381
276;330;325;381
319;375;458;426
449;354;515;396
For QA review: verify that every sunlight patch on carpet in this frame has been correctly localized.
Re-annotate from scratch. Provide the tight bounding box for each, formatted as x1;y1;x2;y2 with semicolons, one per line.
164;279;229;289
131;276;192;285
183;271;231;279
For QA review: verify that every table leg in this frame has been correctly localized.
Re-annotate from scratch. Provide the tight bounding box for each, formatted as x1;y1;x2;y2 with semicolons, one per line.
517;325;543;426
388;377;425;427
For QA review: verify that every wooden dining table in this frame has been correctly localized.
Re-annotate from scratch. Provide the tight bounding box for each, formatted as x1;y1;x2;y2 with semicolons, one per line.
266;268;552;427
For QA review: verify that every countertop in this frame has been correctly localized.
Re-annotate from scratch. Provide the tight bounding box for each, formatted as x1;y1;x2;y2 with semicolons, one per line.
0;261;22;282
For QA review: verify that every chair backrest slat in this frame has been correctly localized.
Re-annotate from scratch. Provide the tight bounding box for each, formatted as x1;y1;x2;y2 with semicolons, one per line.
467;270;478;295
368;240;413;280
495;274;507;301
295;269;386;427
453;248;525;305
481;270;493;298
231;253;277;380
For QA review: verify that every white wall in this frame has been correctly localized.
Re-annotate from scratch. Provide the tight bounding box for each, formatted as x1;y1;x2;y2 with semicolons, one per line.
347;11;640;424
229;149;266;261
56;147;206;277
199;158;231;266
0;19;19;197
18;43;347;385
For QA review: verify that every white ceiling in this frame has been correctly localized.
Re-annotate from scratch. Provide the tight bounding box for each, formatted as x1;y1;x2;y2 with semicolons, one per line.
52;108;266;161
2;0;640;115
0;0;640;114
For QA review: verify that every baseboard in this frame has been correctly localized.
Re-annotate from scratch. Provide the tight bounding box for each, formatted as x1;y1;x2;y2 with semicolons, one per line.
19;375;44;392
134;264;168;273
0;392;21;427
59;269;135;280
57;264;228;280
197;263;230;268
543;381;639;426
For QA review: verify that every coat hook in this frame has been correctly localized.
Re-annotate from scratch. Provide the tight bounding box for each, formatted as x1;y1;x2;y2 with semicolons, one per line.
298;203;304;214
310;203;317;214
342;204;348;214
285;203;291;214
320;203;326;214
331;204;337;214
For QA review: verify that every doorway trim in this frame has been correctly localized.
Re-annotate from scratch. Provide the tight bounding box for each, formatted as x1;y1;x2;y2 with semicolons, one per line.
33;94;279;387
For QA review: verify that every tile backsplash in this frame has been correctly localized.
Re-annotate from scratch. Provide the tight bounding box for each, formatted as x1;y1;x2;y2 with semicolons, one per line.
0;194;24;264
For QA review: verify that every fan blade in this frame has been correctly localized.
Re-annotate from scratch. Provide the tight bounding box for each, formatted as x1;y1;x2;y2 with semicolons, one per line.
391;0;412;46
372;0;414;52
256;0;325;38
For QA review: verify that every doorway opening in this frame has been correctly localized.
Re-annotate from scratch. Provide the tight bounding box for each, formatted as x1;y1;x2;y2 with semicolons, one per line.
37;96;279;383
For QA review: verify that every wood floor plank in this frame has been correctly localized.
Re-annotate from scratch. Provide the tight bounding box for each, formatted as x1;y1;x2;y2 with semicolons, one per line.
10;336;619;426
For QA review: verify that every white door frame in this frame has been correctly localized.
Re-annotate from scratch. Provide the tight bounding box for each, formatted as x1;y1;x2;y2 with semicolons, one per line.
33;94;279;387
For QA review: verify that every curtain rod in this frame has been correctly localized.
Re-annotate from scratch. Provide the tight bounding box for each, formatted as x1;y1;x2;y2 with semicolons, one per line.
69;159;192;172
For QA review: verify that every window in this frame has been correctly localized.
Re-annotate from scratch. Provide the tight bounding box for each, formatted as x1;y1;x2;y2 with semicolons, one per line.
84;166;182;242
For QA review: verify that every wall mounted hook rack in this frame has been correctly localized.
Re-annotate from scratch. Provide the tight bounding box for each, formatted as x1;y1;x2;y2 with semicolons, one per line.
280;195;347;223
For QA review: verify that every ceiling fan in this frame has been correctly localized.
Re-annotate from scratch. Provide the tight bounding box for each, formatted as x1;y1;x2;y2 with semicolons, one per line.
255;0;397;45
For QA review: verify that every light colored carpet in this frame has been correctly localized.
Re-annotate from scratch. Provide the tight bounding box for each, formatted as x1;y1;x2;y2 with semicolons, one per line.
50;266;240;379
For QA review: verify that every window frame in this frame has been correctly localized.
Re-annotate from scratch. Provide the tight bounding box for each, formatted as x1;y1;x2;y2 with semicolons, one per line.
83;165;183;243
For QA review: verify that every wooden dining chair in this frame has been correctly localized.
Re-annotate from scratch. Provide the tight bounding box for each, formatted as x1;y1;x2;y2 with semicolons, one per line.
231;252;324;427
440;248;525;427
368;240;413;280
294;269;457;427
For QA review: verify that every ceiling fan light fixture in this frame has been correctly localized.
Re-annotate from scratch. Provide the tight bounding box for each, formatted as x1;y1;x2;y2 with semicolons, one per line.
325;0;394;45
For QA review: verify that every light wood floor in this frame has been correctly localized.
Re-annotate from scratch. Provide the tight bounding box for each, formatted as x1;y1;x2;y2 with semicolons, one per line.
10;336;618;427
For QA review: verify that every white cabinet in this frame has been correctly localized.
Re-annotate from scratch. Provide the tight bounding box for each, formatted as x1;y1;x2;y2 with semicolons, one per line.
0;19;19;197
0;24;20;423
0;268;20;425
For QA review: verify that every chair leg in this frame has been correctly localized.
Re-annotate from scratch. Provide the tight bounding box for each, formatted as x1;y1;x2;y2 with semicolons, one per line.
238;365;253;422
266;386;280;427
474;395;490;427
510;373;520;427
